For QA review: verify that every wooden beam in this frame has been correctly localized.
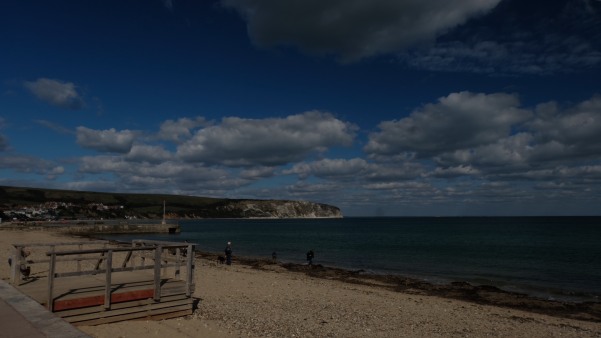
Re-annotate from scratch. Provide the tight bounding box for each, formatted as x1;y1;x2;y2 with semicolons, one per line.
47;251;56;311
104;250;112;310
174;248;181;279
186;243;194;296
153;246;162;301
10;246;19;285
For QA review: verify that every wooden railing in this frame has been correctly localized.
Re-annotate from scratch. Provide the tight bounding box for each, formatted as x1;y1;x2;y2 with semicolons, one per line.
10;241;108;285
10;240;195;312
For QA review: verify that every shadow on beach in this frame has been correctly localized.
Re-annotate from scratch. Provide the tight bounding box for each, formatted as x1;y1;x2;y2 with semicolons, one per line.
196;250;601;323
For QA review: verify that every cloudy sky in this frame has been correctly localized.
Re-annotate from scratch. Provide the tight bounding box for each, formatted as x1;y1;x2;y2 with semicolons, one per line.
1;0;601;216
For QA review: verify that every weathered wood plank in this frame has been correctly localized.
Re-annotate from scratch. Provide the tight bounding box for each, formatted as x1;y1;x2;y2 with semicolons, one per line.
153;246;161;301
47;244;191;256
186;243;194;296
65;303;193;326
47;251;55;311
53;289;155;311
54;293;190;317
61;298;193;323
17;271;185;304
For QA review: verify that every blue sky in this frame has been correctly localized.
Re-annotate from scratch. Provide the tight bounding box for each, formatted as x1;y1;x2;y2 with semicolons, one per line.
1;0;601;216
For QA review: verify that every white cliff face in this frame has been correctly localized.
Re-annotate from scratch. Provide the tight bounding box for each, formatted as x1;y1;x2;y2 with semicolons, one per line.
220;200;342;218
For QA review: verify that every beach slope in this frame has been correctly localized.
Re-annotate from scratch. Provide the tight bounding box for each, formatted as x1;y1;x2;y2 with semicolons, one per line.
1;230;599;337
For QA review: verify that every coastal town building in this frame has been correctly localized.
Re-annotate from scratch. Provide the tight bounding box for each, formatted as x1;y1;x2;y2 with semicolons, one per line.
1;202;125;222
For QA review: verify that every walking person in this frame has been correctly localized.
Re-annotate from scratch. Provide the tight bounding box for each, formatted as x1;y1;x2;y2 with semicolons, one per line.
306;249;314;266
225;241;233;265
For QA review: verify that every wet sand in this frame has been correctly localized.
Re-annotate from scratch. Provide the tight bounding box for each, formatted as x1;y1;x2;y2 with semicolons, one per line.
1;229;600;337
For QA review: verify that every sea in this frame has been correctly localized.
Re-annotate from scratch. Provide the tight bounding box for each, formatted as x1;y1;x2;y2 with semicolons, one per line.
99;216;601;303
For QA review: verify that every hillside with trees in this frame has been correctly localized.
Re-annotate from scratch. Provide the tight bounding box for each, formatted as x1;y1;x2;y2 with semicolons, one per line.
0;186;342;221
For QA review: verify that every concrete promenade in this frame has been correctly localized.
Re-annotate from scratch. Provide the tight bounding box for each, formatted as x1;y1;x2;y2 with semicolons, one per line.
0;280;90;338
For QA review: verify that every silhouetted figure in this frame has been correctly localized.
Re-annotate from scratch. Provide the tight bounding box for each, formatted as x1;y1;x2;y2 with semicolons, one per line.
272;251;277;262
20;265;31;278
225;241;232;265
306;250;314;266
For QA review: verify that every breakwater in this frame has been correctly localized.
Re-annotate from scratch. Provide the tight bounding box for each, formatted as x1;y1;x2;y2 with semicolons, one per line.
0;219;180;234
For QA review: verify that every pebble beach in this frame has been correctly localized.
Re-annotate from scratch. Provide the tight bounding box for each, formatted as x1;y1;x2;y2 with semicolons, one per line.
1;229;600;337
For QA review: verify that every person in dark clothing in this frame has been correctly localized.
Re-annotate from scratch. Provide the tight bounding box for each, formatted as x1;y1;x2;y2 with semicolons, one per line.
272;251;277;262
306;249;314;266
225;241;233;265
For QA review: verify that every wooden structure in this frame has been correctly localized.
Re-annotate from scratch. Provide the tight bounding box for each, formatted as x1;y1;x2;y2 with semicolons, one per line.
9;240;196;326
1;219;180;234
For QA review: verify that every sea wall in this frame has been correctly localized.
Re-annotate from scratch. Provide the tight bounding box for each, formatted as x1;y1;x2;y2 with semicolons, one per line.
0;221;180;234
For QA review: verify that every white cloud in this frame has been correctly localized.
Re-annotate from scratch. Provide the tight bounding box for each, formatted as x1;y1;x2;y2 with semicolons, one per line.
361;92;601;194
285;158;425;183
363;181;433;191
46;166;65;180
76;127;136;153
79;156;220;180
285;158;370;179
222;0;501;62
6;91;600;216
431;95;601;169
400;1;601;74
126;145;173;163
529;96;601;160
286;181;341;194
24;78;85;110
0;134;8;151
177;111;356;166
0;155;64;177
434;132;534;168
78;156;249;191
240;166;276;180
0;117;8;151
364;91;530;157
428;165;480;178
498;165;601;181
402;38;601;75
363;162;425;181
79;156;134;174
158;117;206;143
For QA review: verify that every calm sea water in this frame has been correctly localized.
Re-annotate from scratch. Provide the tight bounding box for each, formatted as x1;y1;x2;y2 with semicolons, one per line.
100;217;601;302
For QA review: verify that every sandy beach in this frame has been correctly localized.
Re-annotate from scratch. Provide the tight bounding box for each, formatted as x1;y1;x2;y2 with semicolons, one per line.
1;229;600;337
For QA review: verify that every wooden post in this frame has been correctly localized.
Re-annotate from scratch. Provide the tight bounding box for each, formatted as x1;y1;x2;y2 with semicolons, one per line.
153;246;162;301
47;250;56;311
77;244;82;272
140;243;146;269
105;250;113;309
186;244;194;297
175;248;181;279
162;250;168;276
10;246;19;285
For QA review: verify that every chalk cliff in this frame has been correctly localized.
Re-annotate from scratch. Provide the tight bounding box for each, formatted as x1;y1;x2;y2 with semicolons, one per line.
213;200;343;218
